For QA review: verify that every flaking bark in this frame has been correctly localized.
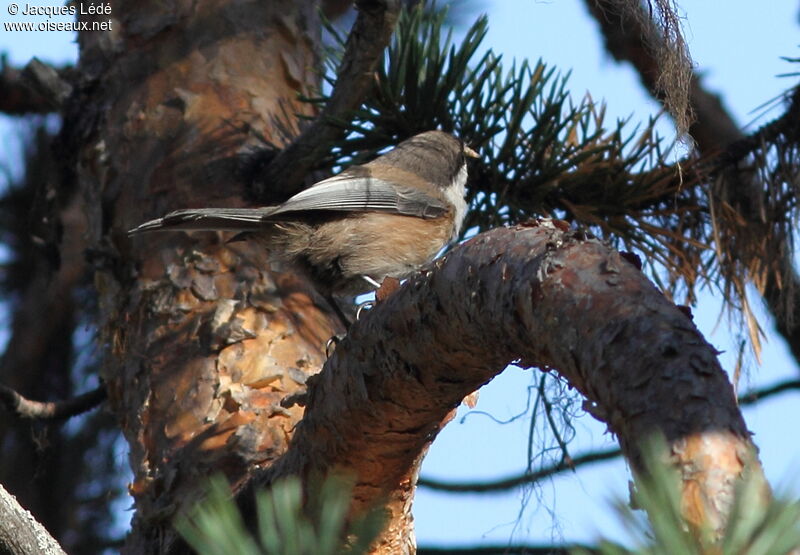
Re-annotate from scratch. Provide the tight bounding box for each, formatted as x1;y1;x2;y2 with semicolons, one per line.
251;220;766;550
66;1;329;552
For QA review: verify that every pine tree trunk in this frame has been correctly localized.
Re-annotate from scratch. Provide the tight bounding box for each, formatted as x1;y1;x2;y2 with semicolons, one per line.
66;1;329;551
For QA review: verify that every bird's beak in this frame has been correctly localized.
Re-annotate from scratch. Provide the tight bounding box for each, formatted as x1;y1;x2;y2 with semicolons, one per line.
463;145;479;158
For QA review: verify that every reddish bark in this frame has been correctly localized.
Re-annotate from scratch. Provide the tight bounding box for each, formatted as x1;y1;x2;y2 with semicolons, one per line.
69;1;327;551
253;221;766;550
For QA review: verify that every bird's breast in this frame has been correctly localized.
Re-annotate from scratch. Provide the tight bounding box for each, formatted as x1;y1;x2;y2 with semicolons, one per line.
307;212;454;286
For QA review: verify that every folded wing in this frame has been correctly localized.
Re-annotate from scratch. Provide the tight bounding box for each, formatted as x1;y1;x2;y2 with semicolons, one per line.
129;173;448;235
268;173;448;219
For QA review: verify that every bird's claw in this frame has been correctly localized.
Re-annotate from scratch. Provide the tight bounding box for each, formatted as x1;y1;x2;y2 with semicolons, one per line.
325;334;346;357
355;300;374;321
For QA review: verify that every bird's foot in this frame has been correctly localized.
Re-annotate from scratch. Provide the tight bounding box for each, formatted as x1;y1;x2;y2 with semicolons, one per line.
325;334;346;357
355;300;374;320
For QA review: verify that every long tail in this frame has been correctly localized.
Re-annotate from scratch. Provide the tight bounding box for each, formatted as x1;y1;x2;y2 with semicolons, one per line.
128;207;279;235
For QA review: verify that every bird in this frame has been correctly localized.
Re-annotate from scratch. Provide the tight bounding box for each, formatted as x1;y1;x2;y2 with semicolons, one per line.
129;130;477;301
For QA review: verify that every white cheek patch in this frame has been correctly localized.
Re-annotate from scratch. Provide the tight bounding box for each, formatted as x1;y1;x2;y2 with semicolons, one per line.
445;163;468;239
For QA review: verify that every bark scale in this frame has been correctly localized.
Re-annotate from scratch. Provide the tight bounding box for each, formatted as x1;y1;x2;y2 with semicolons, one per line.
67;1;329;551
252;221;767;549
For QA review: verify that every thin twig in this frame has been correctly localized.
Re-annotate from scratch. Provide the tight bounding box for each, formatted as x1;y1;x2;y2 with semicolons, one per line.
0;384;106;420
418;447;622;493
721;85;800;166
738;378;800;405
538;376;571;466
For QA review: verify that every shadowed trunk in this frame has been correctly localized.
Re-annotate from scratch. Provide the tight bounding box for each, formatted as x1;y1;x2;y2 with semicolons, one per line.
65;1;330;551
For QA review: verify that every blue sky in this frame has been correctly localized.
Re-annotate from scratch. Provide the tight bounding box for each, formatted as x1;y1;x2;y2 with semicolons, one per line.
1;0;799;549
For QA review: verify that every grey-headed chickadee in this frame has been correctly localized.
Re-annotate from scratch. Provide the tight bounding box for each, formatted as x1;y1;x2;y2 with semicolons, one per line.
129;130;477;296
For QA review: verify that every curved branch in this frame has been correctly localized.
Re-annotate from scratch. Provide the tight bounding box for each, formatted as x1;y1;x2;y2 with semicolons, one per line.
0;384;106;420
246;220;764;549
254;0;401;199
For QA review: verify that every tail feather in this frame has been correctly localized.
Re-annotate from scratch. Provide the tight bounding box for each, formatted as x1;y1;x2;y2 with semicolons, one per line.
128;207;277;235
